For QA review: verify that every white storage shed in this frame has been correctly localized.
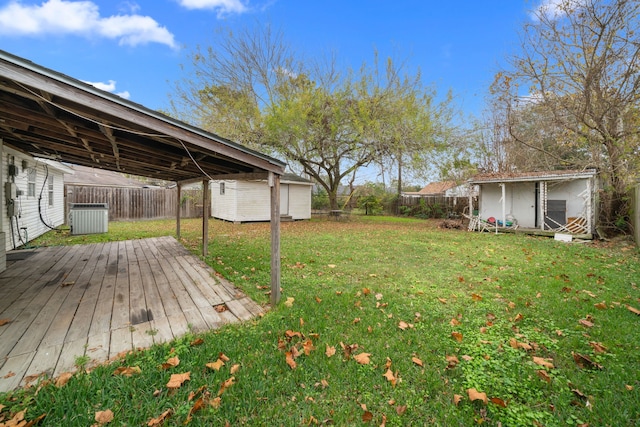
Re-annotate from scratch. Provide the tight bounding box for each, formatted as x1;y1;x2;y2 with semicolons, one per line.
211;174;313;223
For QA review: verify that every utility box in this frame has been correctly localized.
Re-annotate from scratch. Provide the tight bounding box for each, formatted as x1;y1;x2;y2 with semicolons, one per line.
69;203;109;235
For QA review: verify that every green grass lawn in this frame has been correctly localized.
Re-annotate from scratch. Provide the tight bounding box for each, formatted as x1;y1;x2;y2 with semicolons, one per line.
2;216;640;426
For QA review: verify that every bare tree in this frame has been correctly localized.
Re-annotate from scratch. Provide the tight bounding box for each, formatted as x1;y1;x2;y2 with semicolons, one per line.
496;0;640;229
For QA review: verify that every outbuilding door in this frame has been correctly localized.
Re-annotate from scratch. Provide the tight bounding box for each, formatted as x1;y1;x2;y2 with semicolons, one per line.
280;184;289;215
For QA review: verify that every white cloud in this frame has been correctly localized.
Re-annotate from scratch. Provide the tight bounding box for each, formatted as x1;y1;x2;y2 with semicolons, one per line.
83;79;131;99
531;0;586;21
0;0;177;48
178;0;247;16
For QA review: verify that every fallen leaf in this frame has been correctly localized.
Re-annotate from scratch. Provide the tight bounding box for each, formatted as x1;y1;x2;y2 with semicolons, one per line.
325;345;336;358
61;281;75;287
461;355;473;361
284;297;295;307
219;353;230;362
572;352;603;370
113;366;141;377
0;318;11;326
445;355;459;369
327;264;336;268
315;296;322;303
362;411;373;422
161;356;180;370
354;352;371;365
167;372;190;389
451;331;463;342
214;304;228;313
95;409;114;425
383;369;397;386
471;293;482;301
55;372;74;387
449;318;461;326
362;288;371;295
594;302;607;310
398;321;410;330
209;397;222;408
437;298;447;304
375;293;383;300
303;339;315;355
230;364;241;374
532;356;554;369
536;370;551;383
190;338;204;346
147;409;172;426
218;377;236;396
206;359;225;371
467;388;487;404
453;394;463;406
579;319;594;328
411;357;423;367
490;397;508;407
395;405;407;415
626;305;640;315
185;398;206;423
626;384;634;391
589;342;608;353
285;351;297;369
513;313;523;322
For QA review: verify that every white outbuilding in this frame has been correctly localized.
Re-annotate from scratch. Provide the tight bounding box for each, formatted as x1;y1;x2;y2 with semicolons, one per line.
211;174;313;223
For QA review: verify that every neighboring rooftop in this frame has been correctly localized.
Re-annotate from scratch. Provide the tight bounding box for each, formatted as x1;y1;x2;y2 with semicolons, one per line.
64;164;162;188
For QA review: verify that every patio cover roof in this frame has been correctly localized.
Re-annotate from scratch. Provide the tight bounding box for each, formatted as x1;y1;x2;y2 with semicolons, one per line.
0;49;285;183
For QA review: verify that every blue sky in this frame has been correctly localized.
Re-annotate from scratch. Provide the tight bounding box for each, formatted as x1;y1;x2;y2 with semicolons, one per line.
0;0;556;118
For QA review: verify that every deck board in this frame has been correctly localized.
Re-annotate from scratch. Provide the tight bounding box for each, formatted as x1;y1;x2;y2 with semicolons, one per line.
0;236;265;393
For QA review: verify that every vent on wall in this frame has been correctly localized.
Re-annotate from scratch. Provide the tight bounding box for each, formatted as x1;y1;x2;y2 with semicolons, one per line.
69;203;109;235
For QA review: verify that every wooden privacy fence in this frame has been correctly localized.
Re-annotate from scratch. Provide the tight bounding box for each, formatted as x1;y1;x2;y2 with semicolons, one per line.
65;185;203;221
398;195;469;218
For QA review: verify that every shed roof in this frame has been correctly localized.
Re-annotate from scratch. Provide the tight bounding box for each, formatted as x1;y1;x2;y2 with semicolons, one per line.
64;163;153;188
469;169;597;184
0;49;285;183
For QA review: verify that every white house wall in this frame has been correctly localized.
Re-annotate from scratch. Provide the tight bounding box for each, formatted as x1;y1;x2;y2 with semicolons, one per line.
546;179;590;219
2;146;66;250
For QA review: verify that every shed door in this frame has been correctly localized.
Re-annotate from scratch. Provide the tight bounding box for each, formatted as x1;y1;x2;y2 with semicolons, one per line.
545;199;566;230
280;184;289;215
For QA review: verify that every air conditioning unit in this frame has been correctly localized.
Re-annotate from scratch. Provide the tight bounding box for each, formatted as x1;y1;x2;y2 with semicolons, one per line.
69;203;109;235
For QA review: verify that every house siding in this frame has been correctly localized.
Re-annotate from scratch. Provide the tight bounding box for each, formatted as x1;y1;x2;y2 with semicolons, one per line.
2;146;66;249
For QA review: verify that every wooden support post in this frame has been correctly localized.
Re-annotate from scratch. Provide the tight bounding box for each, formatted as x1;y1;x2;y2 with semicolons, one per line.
176;182;182;239
269;172;281;306
202;179;209;257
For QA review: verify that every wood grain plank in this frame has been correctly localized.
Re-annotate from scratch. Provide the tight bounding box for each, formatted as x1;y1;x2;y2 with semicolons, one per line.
111;241;130;330
133;240;166;322
137;239;182;317
225;299;255;321
85;332;110;369
3;245;87;358
151;316;174;345
131;321;155;350
166;312;190;338
65;243;108;342
54;338;87;378
88;242;118;336
40;244;102;347
109;326;132;359
24;343;63;381
0;352;35;393
175;255;224;306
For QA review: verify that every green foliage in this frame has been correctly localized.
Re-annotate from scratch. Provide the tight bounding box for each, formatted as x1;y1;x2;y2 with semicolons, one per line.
311;187;330;210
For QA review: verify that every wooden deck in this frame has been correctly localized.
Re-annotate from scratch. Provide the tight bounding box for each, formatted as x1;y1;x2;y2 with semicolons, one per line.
0;236;264;393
